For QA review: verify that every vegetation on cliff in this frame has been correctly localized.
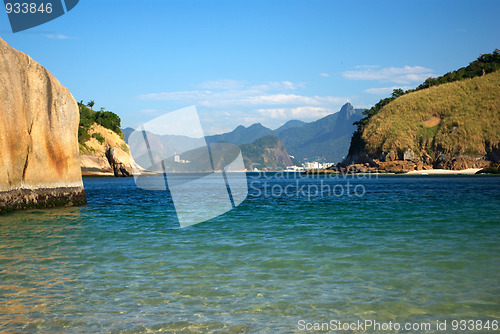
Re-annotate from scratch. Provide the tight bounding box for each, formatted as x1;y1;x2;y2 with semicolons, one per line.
346;50;500;169
354;50;500;131
77;101;139;176
78;101;123;150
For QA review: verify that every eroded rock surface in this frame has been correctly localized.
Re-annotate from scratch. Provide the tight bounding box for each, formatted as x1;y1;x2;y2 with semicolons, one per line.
0;37;85;213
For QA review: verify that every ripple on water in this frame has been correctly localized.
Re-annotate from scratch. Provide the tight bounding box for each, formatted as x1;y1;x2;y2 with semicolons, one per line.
0;176;499;333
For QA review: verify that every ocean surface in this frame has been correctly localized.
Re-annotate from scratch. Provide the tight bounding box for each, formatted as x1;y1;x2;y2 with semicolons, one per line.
1;173;499;333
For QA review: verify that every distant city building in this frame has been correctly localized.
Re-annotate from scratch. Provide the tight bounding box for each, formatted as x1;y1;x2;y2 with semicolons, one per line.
303;161;334;170
286;165;305;172
174;153;190;164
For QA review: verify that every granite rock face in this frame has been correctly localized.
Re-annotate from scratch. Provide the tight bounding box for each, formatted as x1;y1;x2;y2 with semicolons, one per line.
0;37;86;213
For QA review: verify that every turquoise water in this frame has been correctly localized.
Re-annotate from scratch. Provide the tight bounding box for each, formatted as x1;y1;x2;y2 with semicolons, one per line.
1;174;499;333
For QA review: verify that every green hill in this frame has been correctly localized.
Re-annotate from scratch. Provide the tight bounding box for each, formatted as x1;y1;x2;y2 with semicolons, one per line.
344;65;500;172
240;136;293;170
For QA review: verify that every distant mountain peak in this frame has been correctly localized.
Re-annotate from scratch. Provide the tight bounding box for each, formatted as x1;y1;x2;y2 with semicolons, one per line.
275;119;307;134
248;123;266;129
339;102;355;119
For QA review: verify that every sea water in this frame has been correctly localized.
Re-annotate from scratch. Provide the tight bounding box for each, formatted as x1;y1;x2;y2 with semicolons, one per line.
1;174;499;333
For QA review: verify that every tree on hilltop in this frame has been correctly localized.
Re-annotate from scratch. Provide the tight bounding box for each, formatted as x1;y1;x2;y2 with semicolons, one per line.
87;100;95;111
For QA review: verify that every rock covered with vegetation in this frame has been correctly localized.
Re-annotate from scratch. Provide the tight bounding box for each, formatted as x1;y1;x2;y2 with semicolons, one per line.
340;51;500;173
78;102;141;176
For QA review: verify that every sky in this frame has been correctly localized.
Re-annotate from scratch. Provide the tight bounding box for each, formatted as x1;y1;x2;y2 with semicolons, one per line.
1;0;499;134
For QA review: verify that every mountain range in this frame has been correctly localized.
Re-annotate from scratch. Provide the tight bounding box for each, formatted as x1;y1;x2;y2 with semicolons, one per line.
122;103;364;167
205;102;364;163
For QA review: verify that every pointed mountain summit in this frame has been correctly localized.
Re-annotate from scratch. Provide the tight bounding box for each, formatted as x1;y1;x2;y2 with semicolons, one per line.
334;102;358;136
337;102;356;122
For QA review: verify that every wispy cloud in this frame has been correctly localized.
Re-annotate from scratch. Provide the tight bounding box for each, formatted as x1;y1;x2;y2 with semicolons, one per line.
44;33;71;40
257;106;331;119
343;65;434;84
137;81;345;111
365;86;414;95
137;80;348;131
319;73;330;77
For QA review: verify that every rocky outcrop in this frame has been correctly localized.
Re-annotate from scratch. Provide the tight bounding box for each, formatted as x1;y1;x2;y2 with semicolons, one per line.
80;124;142;176
0;37;86;213
106;147;133;177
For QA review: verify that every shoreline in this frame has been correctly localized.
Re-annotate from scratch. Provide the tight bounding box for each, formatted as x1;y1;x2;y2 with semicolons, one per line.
80;168;493;177
302;168;490;175
405;168;481;175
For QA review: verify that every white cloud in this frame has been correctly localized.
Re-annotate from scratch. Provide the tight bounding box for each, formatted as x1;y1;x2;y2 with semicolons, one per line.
343;65;434;84
319;73;330;77
45;33;71;40
136;80;349;133
364;86;414;95
137;81;345;110
258;106;332;119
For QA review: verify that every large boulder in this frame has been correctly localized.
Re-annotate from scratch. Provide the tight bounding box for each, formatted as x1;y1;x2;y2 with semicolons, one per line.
0;37;86;213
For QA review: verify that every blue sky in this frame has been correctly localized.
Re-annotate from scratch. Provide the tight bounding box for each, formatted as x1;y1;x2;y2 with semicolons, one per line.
1;0;499;134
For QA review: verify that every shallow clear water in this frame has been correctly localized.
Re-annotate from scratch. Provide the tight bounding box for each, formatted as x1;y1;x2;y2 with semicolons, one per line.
1;174;499;333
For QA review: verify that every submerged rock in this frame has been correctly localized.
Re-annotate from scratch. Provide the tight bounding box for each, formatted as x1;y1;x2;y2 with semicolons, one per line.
0;37;86;213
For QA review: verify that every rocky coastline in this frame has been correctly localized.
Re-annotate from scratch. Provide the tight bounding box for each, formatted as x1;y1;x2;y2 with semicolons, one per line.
328;147;498;174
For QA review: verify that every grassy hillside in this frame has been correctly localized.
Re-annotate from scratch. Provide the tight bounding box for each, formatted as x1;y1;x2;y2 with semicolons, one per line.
360;70;500;158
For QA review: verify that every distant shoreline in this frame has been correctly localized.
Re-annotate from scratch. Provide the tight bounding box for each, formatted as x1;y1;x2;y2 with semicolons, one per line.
80;168;498;177
405;168;481;175
302;168;494;176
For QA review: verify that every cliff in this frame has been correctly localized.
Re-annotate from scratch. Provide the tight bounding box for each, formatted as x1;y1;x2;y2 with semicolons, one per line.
341;70;500;173
0;37;86;213
80;123;142;176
